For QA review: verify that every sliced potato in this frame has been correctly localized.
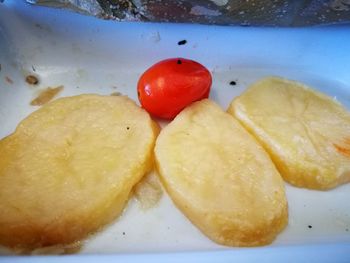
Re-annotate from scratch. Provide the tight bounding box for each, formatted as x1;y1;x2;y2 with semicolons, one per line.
228;77;350;190
155;99;288;247
0;94;158;250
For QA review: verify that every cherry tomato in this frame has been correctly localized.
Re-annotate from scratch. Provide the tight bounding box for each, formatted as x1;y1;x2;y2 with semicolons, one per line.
137;58;212;119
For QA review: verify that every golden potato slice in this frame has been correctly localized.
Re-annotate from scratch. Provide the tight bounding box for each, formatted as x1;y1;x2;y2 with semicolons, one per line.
228;77;350;190
155;99;288;247
0;94;158;250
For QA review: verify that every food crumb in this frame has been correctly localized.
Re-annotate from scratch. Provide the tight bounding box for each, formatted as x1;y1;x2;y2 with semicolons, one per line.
5;76;13;84
308;225;312;229
30;86;63;106
178;40;187;45
26;75;39;85
111;91;122;96
133;172;163;210
126;126;130;130
229;80;237;86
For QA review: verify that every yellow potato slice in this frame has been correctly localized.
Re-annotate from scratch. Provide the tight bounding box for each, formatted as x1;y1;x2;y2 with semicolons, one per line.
228;77;350;190
155;99;288;247
0;94;158;250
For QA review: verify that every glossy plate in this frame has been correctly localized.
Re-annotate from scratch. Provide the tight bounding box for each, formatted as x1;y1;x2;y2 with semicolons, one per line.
0;1;349;262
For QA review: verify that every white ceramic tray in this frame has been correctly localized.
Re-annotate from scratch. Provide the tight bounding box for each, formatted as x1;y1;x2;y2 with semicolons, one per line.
0;1;350;262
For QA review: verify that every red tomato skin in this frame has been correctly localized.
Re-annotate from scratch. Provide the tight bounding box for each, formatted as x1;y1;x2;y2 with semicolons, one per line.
137;58;212;119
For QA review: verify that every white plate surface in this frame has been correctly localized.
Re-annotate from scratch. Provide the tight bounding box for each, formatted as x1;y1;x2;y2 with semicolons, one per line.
0;1;350;262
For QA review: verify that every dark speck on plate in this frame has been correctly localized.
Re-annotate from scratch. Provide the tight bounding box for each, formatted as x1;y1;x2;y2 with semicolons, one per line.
308;225;312;229
26;75;39;85
178;40;187;45
122;232;125;235
5;76;13;84
229;81;237;86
